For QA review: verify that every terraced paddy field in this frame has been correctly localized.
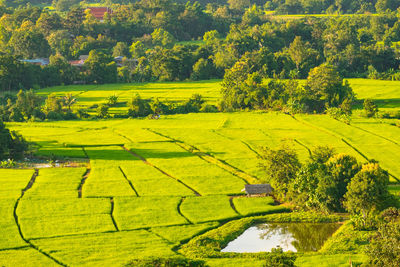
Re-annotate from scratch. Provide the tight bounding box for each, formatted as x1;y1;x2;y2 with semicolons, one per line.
1;79;399;266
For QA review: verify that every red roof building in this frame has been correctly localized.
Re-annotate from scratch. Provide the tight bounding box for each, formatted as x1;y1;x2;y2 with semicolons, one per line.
86;7;112;21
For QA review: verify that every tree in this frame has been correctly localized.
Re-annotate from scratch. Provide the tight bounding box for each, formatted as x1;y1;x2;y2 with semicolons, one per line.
304;64;354;113
48;54;77;85
54;0;80;12
44;94;61;114
0;121;28;160
184;94;204;113
15;90;42;119
259;145;301;201
130;41;146;58
97;104;109;118
366;208;400;267
127;94;151;118
288;36;320;77
47;30;74;57
36;12;62;36
84;50;117;84
363;99;378;117
9;23;51;58
151;28;174;47
228;0;250;11
0;55;24;92
191;58;216;80
265;247;297;267
150;98;168;115
113;42;129;58
64;7;84;36
321;153;360;211
344;163;392;219
63;93;76;111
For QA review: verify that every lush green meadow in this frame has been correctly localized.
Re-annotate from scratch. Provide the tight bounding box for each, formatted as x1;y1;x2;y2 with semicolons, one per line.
1;79;399;266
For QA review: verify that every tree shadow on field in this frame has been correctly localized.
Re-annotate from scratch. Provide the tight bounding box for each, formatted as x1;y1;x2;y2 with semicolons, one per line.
353;98;400;109
84;148;197;161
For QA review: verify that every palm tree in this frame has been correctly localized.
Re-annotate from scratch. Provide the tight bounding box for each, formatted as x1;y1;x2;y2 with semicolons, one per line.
63;93;76;111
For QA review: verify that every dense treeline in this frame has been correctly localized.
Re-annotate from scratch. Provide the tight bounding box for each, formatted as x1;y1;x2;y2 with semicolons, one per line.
260;145;398;228
2;1;400;112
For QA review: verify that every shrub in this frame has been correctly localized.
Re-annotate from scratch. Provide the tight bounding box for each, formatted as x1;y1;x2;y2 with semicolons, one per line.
46;111;63;120
127;94;151;118
125;256;206;267
0;122;29;160
107;95;119;106
363;99;378;118
97;104;109;118
200;104;218;113
63;111;78;120
265;247;296;267
77;109;90;119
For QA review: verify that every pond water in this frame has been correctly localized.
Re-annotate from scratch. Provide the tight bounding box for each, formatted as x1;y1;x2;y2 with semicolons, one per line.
221;223;341;253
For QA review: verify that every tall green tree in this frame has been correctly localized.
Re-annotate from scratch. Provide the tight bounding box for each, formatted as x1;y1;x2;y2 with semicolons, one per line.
259;145;301;201
304;64;354;112
84;50;117;84
344;163;392;218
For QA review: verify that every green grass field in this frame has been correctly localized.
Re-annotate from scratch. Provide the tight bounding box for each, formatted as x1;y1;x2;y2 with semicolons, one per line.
1;78;399;266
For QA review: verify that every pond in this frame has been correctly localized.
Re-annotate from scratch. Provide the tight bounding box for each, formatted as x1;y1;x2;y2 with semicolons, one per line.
221;223;341;253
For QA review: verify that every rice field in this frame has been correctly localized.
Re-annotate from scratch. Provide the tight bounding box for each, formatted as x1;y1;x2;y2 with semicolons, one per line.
1;79;399;266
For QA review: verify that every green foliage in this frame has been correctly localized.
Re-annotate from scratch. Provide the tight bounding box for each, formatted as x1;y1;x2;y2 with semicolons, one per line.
0;121;28;160
84;50;117;84
106;95;118;106
304;64;354;113
97;104;109;118
126;256;206;267
152;28;175;48
265;247;297;267
363;98;378;117
344;163;393;219
127;94;151;118
130;41;145;58
259;145;301;201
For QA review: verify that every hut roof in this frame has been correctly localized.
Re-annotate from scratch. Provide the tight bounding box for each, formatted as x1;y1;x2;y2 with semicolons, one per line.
244;184;273;195
86;7;112;20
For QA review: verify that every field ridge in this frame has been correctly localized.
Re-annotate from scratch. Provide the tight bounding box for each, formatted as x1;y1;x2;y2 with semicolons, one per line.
121;145;202;196
146;129;259;184
13;169;66;266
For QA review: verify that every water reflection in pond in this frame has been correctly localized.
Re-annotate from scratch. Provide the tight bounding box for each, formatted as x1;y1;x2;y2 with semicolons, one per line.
221;223;341;253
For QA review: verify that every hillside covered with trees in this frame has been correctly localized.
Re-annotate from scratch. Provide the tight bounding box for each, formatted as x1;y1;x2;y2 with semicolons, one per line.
1;0;400;90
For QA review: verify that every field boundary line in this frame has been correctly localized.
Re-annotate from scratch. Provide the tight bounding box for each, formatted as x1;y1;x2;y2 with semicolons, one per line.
229;197;240;216
212;129;262;157
294;139;312;156
240;140;262;157
118;166;140;196
0;246;30;252
212;129;260;157
13;169;67;267
291;115;370;158
146;129;259;184
293;115;400;182
112;129;135;143
146;229;174;245
77;166;91;198
120;145;201;196
350;123;400;146
109;197;120;231
177;197;193;224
